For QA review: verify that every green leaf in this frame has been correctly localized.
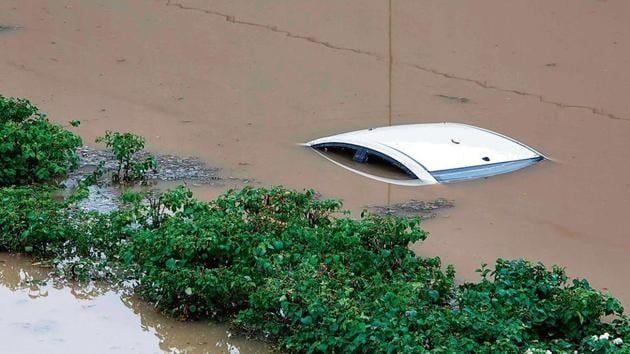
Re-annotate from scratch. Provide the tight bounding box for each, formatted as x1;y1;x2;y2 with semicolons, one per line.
165;258;177;271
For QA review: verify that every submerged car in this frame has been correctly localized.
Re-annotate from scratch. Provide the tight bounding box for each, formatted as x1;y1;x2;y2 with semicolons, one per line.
305;123;545;186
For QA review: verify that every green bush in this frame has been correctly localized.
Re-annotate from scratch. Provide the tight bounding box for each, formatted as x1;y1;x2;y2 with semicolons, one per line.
0;186;136;279
0;95;82;186
0;186;73;256
449;260;629;353
0;182;628;352
95;131;157;184
120;186;629;353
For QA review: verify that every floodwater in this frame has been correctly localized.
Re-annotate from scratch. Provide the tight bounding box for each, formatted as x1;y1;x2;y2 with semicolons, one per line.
0;253;267;354
0;253;266;354
1;0;630;352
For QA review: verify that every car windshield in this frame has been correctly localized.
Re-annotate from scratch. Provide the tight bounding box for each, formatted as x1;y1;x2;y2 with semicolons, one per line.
313;143;418;181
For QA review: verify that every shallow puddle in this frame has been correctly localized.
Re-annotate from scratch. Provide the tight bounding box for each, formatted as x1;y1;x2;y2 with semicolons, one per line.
0;253;268;354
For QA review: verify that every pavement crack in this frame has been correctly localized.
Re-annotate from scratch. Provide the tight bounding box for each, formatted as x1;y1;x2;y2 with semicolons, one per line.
403;62;629;122
165;0;382;59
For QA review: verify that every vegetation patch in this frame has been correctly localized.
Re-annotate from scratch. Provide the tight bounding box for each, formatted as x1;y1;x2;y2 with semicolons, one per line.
1;185;628;353
1;94;629;353
0;95;82;186
95;131;158;184
74;146;225;185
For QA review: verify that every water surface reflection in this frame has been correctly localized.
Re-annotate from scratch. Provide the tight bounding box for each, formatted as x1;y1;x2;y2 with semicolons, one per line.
0;253;268;354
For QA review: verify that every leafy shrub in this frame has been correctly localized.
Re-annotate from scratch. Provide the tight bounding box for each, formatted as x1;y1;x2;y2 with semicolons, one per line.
95;131;157;184
0;95;82;186
0;186;74;256
450;260;629;353
0;184;628;353
120;187;629;353
0;186;135;279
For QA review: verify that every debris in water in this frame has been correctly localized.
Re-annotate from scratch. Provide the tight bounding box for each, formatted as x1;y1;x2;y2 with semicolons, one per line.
436;94;471;103
63;147;249;214
74;146;224;184
367;198;454;219
0;24;20;33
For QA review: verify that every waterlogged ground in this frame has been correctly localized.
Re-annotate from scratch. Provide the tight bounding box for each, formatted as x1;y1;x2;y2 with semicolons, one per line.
1;0;630;352
64;146;250;214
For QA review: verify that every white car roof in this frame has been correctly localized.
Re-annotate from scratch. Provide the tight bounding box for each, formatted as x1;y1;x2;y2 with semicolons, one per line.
306;123;544;186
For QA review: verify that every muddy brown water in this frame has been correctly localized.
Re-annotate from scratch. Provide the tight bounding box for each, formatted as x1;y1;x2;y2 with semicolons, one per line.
1;0;630;352
0;253;266;354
